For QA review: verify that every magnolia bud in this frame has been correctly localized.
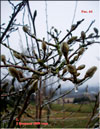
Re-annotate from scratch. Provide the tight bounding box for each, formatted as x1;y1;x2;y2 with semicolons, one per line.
67;36;77;44
32;74;39;79
71;24;76;31
18;70;24;78
1;55;6;64
77;65;85;70
85;66;97;78
61;42;69;59
13;52;22;59
93;27;98;35
67;64;77;75
9;67;19;79
33;10;37;19
81;31;86;40
78;47;85;56
42;40;46;51
73;55;79;61
62;67;67;76
23;25;29;33
88;33;94;38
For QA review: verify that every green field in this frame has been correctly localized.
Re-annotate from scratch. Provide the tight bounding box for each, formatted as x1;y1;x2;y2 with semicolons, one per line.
16;102;98;128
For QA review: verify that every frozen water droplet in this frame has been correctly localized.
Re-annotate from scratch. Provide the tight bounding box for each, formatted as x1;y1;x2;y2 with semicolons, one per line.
74;84;78;92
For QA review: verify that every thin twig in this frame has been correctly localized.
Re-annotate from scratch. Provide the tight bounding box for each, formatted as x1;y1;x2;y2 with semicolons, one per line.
26;0;41;58
0;1;26;42
71;1;78;25
41;88;74;108
7;37;16;64
85;20;95;33
59;19;84;44
0;64;48;75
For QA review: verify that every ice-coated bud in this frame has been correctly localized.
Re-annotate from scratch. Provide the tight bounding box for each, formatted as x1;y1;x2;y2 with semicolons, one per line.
93;27;98;35
23;25;29;33
88;33;94;38
18;70;24;78
78;47;85;56
70;24;76;31
32;74;39;79
77;64;85;70
1;54;6;64
67;36;77;44
42;40;46;51
73;55;79;61
61;42;69;58
9;67;19;79
62;67;68;76
13;52;22;59
81;31;86;40
85;66;97;78
33;10;37;19
67;64;77;75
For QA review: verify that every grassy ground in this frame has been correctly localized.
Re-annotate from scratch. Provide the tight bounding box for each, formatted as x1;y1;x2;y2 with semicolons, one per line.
17;102;96;128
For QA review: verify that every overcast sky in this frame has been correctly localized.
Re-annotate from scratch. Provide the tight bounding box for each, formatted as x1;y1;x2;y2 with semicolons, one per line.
1;1;100;87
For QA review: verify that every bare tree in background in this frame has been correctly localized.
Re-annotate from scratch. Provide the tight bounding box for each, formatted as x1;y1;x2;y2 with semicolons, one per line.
0;0;100;128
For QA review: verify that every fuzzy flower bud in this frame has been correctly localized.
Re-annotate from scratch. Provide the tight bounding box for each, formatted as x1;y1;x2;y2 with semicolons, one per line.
23;25;29;33
62;67;68;76
61;42;69;59
42;40;46;51
93;27;98;35
1;54;6;64
18;70;24;78
8;67;19;79
73;55;79;61
71;24;76;31
32;74;39;79
81;31;86;40
78;47;85;56
67;64;77;75
67;36;77;44
13;52;22;59
77;65;85;70
85;66;97;78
